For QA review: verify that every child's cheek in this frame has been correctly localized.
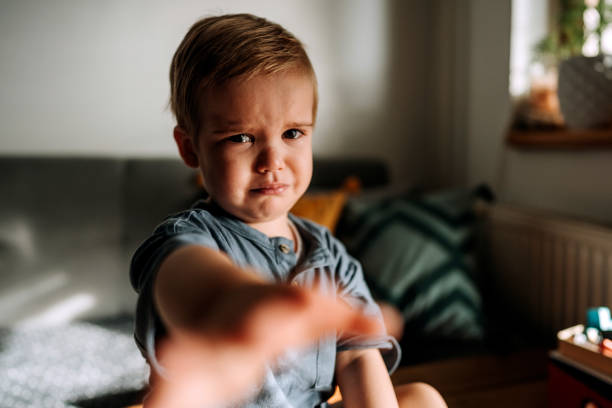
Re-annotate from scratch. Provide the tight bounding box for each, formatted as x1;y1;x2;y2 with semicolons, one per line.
300;153;313;184
221;157;251;191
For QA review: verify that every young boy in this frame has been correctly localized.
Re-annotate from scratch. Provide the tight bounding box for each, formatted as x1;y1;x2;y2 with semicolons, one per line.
131;13;446;408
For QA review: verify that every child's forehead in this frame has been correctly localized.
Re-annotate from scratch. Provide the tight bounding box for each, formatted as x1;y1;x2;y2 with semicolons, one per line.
200;72;315;127
208;71;314;100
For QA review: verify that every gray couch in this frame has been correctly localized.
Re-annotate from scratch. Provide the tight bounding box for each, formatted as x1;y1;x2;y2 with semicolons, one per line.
0;156;389;325
1;157;200;325
0;155;389;407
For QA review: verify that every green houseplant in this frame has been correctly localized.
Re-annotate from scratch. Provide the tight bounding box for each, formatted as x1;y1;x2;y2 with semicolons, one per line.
534;0;585;67
536;0;612;129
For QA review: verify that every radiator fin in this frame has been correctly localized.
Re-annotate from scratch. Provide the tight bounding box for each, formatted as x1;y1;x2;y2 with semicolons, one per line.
483;204;612;338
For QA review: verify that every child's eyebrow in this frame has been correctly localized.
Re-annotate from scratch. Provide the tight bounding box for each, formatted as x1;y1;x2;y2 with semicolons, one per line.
211;126;247;134
285;122;314;128
210;119;251;134
210;121;314;134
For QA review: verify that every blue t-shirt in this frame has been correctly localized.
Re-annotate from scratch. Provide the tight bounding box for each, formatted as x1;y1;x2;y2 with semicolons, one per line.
130;200;400;407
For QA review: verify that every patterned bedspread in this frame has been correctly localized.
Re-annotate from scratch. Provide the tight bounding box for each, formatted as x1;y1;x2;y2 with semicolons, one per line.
0;315;149;408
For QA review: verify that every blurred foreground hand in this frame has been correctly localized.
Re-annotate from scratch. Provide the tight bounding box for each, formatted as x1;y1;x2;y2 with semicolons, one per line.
145;285;382;408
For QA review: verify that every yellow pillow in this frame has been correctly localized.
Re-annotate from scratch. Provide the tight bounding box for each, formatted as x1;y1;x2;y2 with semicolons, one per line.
291;177;361;233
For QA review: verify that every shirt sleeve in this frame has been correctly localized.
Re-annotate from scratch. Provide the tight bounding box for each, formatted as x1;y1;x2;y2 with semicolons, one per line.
130;210;219;377
332;238;402;374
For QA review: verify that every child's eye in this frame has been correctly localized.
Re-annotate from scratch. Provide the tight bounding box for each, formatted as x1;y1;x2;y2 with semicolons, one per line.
227;134;254;143
283;129;304;140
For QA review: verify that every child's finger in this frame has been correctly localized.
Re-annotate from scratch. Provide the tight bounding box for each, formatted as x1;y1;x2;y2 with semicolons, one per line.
378;301;404;340
300;291;382;338
245;289;382;356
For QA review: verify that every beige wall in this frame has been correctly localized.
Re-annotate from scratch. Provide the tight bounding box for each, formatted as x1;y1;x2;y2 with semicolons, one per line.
0;0;433;188
3;0;611;224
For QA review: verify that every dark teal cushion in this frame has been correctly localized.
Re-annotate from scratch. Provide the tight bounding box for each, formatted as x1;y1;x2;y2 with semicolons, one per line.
337;186;492;344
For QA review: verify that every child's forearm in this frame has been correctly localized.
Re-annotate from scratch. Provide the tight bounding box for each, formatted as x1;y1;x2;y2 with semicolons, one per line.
153;244;263;335
336;349;399;408
146;252;383;408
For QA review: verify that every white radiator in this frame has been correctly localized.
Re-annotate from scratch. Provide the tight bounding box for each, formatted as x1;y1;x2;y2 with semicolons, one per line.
481;204;612;337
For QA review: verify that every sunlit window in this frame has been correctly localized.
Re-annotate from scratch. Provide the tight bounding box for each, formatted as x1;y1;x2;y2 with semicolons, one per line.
510;0;612;97
509;0;549;97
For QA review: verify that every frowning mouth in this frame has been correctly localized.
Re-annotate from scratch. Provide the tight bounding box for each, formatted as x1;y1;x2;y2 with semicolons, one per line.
250;184;289;195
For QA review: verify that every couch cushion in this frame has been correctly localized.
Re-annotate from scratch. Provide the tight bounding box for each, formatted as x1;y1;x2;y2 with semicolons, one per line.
0;157;125;325
337;186;493;362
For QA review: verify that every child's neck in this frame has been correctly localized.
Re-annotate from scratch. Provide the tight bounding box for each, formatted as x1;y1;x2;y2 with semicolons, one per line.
248;216;293;241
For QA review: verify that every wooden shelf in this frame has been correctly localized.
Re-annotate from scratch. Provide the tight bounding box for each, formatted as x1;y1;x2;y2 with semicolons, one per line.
507;127;612;148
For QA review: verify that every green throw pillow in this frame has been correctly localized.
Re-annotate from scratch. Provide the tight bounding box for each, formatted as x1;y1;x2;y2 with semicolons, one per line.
337;186;492;344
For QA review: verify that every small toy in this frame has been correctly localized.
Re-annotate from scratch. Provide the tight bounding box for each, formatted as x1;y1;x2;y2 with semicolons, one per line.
586;306;612;331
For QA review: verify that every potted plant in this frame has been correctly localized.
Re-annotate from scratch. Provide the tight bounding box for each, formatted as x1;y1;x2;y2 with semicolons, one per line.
536;0;612;129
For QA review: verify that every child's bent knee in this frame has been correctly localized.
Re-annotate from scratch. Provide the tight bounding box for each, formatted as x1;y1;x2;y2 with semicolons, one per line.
395;382;447;408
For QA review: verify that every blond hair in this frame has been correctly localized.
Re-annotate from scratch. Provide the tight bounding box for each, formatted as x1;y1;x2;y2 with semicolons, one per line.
169;13;318;138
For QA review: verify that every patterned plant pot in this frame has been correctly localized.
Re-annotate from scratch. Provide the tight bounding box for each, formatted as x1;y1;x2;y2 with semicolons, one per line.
557;55;612;129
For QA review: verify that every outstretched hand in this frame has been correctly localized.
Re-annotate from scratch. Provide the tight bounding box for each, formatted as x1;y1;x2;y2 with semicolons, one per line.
145;283;382;408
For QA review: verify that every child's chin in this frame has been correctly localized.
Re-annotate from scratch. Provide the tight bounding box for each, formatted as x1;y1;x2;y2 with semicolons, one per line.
244;205;291;223
254;198;294;214
217;197;291;222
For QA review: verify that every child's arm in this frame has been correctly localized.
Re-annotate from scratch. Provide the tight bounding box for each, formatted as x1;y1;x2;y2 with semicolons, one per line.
336;348;399;408
153;244;264;335
148;244;380;408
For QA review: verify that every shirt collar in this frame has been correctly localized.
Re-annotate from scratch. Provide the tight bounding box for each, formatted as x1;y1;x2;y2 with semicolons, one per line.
192;199;333;268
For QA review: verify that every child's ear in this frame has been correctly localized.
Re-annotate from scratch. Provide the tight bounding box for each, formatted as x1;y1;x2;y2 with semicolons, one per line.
173;126;199;168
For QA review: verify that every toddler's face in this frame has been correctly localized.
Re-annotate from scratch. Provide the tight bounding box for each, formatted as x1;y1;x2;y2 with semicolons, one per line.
195;71;314;226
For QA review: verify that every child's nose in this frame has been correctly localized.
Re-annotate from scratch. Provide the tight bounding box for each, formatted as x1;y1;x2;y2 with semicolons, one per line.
255;146;284;174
